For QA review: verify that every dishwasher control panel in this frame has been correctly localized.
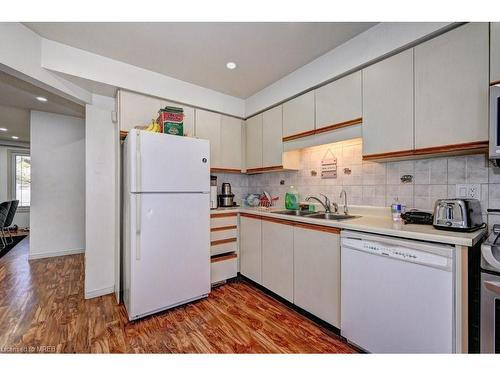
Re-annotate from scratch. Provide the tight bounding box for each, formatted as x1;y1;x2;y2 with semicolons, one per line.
342;237;451;269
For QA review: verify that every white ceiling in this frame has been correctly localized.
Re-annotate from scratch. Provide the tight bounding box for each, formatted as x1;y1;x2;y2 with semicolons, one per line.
24;22;377;98
0;71;85;143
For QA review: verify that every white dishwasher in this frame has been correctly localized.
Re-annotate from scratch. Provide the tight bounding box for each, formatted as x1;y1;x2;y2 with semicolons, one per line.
341;230;455;353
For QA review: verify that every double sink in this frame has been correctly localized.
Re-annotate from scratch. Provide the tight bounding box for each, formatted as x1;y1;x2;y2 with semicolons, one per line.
274;210;359;221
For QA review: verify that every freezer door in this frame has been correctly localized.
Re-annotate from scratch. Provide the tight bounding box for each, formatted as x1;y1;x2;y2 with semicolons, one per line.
128;193;210;319
127;129;210;193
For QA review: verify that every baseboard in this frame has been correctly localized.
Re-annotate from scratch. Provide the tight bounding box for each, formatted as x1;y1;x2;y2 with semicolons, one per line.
28;248;85;260
85;286;115;300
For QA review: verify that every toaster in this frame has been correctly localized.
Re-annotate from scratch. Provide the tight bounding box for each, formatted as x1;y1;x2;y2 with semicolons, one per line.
433;199;484;232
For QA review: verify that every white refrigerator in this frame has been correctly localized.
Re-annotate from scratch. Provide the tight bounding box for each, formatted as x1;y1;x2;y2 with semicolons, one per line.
123;129;211;320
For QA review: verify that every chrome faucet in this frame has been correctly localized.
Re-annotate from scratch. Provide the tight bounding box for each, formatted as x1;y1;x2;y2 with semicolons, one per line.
306;194;338;213
340;189;348;215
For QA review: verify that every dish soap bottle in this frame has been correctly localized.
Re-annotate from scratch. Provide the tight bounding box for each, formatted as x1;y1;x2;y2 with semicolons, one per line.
285;186;299;210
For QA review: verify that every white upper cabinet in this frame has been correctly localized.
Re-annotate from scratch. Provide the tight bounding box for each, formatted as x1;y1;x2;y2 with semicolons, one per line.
414;23;489;149
315;71;362;130
282;91;315;139
245;114;263;170
220;116;243;171
262;220;294;302
362;49;414;156
262;106;284;167
196;109;244;170
195;109;221;168
491;23;500;84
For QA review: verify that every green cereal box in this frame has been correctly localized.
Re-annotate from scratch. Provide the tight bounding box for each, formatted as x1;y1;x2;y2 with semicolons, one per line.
157;106;184;136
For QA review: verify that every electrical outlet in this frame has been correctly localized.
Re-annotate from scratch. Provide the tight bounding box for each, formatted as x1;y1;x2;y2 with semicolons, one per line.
455;184;481;199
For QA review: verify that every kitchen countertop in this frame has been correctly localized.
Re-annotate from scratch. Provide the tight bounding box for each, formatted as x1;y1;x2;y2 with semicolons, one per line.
211;206;487;247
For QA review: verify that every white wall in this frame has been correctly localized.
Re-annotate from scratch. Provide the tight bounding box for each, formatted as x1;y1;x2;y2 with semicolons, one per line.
0;145;30;228
84;94;117;299
0;23;92;105
29;111;85;259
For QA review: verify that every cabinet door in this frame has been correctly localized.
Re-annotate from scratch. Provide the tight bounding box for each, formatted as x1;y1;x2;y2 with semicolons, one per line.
239;216;262;283
220;115;243;170
245;114;263;170
262;220;294;302
283;91;315;139
414;23;489;149
293;226;340;327
262;106;283;168
315;71;362;130
491;23;500;84
362;49;414;156
195;109;221;168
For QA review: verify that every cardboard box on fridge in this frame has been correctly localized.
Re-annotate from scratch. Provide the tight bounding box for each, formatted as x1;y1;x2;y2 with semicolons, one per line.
157;106;184;136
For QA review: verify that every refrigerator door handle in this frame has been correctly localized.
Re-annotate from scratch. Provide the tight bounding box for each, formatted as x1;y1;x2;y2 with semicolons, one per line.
136;194;141;261
135;131;141;192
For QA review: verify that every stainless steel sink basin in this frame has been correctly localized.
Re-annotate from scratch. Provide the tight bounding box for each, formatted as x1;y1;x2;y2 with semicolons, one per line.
306;213;360;220
274;210;313;216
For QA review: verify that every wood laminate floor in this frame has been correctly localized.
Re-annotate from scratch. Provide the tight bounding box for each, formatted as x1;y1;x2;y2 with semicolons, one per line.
0;238;354;353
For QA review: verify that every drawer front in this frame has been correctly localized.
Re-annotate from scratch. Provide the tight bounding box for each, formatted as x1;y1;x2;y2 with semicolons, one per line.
210;239;237;256
210;214;237;228
211;255;237;284
211;228;238;242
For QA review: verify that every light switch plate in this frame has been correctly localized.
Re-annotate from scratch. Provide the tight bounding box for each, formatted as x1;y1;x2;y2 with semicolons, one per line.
456;184;481;199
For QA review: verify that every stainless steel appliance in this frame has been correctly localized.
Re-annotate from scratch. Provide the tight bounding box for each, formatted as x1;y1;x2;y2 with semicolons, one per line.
210;176;218;209
433;199;484;231
489;85;500;166
480;226;500;353
218;182;235;207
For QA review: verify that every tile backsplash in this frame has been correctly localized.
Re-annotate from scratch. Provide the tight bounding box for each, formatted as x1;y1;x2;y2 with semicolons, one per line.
214;138;500;226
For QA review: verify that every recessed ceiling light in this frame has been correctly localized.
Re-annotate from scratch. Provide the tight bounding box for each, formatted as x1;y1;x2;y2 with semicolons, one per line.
226;62;237;70
36;96;48;102
11;136;19;140
0;127;7;132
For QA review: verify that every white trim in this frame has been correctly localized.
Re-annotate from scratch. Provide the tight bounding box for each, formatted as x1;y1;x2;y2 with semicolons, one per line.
84;286;115;300
8;149;30;207
28;247;84;260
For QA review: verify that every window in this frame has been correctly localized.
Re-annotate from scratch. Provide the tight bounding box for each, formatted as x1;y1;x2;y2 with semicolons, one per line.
9;151;31;208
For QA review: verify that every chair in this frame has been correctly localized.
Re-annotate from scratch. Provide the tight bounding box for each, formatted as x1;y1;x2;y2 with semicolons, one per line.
3;200;19;245
0;201;12;250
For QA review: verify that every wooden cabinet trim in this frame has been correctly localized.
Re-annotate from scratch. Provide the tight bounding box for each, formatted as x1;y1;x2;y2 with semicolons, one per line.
260;216;296;226
210;212;237;218
210;168;243;174
282;129;316;142
362;141;488;161
211;252;237;263
211;225;237;232
246;165;284;174
314;117;363;135
240;213;262;220
211;238;237;246
293;222;341;234
282;117;362;142
242;212;341;234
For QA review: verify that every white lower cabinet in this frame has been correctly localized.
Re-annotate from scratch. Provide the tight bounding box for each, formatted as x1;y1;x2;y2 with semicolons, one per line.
262;219;294;302
239;215;262;283
293;225;341;327
239;213;341;328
